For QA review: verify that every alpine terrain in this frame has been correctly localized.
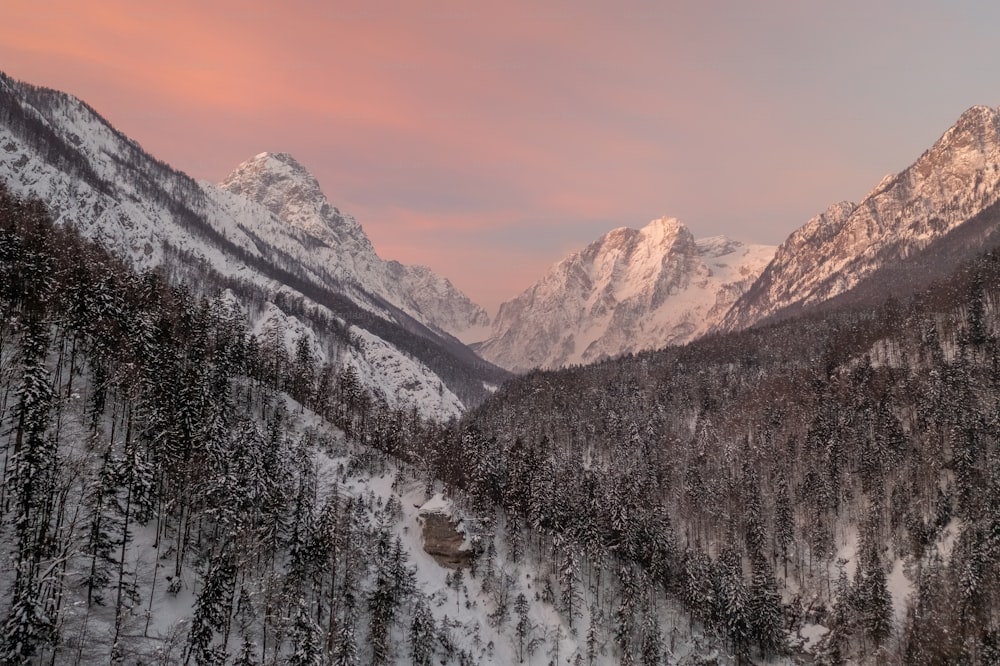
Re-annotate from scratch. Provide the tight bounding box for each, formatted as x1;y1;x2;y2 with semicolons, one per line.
6;67;1000;666
481;105;1000;374
721;105;1000;331
216;152;490;343
0;71;503;419
477;217;774;372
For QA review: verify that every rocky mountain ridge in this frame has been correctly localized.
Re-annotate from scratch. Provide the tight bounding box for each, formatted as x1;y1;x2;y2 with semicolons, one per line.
481;104;1000;372
720;105;1000;331
0;71;501;417
218;152;490;340
6;70;1000;381
476;217;775;372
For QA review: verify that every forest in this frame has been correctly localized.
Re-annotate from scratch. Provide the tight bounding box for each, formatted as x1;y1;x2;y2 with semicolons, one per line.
4;173;1000;666
439;235;1000;663
0;184;483;665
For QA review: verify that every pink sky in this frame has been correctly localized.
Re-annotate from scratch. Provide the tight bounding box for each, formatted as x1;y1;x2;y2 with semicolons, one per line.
2;1;999;313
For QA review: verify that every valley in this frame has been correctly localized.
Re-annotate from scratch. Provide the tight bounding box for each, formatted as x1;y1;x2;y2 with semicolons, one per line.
2;69;1000;665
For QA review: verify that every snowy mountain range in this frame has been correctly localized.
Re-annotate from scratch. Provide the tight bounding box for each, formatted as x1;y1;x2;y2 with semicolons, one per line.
476;218;775;372
5;68;1000;385
720;105;1000;331
5;69;1000;665
0;71;503;418
217;151;490;340
481;104;1000;372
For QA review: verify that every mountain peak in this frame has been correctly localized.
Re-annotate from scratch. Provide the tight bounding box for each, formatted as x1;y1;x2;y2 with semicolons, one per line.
953;104;998;128
642;216;683;232
926;104;1000;164
221;152;368;246
246;151;311;177
218;153;490;340
479;215;775;372
721;105;1000;332
223;151;321;199
638;216;688;245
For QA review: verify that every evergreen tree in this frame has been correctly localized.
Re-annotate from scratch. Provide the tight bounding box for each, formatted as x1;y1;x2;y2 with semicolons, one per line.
289;600;322;666
288;333;316;407
714;545;751;660
681;547;714;631
858;534;893;648
1;314;57;663
748;560;785;656
559;545;582;630
185;549;236;666
233;640;257;666
586;604;601;665
639;612;664;666
409;598;436;666
614;566;639;660
514;592;531;663
774;473;795;578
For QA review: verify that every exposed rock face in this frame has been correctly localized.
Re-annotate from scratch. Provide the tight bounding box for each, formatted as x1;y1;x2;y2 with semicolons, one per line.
420;512;472;569
219;152;490;341
477;217;775;372
721;105;1000;331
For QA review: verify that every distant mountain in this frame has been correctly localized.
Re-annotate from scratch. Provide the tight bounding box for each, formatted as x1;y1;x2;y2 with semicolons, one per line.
476;217;775;372
217;152;490;341
721;105;1000;331
0;71;504;417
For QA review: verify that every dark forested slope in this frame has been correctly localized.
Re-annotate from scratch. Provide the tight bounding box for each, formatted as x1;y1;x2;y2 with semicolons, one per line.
434;234;1000;663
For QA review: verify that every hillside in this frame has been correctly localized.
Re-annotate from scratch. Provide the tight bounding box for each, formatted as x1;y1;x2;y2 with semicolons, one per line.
448;229;1000;663
0;71;505;415
0;187;732;665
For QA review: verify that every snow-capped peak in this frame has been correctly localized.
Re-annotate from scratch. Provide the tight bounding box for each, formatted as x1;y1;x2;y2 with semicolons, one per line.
640;215;683;236
721;104;1000;332
214;152;490;341
0;72;495;418
220;151;369;248
477;217;775;372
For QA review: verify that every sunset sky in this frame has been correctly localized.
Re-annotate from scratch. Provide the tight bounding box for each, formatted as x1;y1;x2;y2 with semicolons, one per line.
3;1;1000;312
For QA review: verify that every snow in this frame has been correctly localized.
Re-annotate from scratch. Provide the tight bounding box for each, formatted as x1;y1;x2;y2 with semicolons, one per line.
798;623;829;651
350;327;464;420
417;492;454;516
888;558;913;623
724;105;1000;331
0;76;479;420
217;152;490;338
479;216;776;371
253;302;329;363
936;517;962;558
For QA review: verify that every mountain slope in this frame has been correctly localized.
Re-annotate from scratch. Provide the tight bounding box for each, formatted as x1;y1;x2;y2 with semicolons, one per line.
721;105;1000;331
217;152;490;341
477;217;774;372
0;71;504;416
457;227;1000;664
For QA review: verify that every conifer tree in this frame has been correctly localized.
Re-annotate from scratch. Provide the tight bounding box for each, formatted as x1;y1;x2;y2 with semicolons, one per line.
857;532;893;648
559;545;582;630
289;600;322;666
185;549;236;666
748;560;785;657
1;314;57;663
639;612;664;666
409;598;436;666
514;592;531;663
